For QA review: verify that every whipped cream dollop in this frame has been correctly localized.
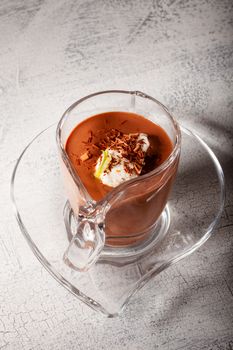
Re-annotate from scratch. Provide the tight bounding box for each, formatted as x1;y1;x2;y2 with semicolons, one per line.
94;133;150;187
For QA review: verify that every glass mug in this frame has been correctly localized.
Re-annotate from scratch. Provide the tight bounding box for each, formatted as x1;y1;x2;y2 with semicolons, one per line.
56;90;181;271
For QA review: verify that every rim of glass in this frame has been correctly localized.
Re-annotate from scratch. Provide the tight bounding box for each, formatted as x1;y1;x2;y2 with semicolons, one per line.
10;125;225;317
56;90;181;205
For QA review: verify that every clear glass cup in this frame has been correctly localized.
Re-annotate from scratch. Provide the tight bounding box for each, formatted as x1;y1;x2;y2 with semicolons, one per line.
56;90;181;271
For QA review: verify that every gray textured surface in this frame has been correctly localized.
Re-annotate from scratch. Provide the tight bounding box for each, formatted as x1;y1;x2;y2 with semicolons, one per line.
0;0;233;349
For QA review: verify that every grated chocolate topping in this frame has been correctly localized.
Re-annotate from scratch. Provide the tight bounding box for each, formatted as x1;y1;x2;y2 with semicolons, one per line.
95;129;147;175
79;128;160;176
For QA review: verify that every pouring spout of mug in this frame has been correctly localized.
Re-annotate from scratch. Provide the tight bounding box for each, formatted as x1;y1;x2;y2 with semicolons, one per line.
63;216;105;272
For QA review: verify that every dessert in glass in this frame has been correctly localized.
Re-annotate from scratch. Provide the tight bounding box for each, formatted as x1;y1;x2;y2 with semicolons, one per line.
56;90;181;271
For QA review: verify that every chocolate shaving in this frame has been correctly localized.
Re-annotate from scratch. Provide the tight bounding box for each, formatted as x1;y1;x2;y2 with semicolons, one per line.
95;129;147;175
87;130;93;143
92;144;100;150
80;151;90;161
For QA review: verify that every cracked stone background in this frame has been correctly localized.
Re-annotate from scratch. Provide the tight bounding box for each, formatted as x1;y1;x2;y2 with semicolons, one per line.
0;0;233;349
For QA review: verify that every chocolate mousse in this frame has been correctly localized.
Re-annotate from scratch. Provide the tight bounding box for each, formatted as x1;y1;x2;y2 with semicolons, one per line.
66;111;172;200
65;111;177;246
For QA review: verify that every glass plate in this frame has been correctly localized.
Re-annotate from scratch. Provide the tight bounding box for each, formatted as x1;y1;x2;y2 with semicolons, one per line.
11;125;225;316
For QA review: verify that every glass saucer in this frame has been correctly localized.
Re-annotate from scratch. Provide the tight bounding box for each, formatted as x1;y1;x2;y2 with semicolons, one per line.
11;125;225;316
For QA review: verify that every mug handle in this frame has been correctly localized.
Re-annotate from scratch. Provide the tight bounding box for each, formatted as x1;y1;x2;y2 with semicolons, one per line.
63;217;105;272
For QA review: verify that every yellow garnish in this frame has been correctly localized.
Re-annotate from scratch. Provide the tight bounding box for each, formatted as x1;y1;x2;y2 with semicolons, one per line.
94;149;112;179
